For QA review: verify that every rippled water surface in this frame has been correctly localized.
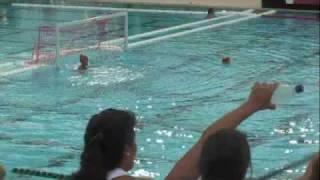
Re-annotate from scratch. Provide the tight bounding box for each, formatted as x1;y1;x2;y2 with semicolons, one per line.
0;5;319;180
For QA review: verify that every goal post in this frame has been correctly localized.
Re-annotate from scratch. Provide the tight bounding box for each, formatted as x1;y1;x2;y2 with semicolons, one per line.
28;12;128;65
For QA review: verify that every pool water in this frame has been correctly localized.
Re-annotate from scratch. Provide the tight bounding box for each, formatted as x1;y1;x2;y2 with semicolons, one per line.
0;4;319;180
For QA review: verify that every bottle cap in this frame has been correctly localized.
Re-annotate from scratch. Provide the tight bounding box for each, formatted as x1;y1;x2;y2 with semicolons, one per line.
295;84;304;93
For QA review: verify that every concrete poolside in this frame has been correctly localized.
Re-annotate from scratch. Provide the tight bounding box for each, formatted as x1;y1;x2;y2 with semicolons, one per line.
72;0;263;8
70;0;319;10
2;0;319;11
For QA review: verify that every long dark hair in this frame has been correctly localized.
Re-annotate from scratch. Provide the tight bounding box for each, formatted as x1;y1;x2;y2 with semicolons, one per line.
73;109;136;180
199;129;251;180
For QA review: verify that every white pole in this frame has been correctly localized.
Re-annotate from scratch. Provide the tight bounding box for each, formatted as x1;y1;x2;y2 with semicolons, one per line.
129;9;253;41
128;10;276;49
0;65;43;77
56;12;127;28
124;12;129;50
0;62;14;69
128;13;238;41
12;3;209;15
56;26;60;63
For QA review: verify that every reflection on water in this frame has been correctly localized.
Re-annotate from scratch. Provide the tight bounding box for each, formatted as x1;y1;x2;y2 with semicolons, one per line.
68;66;144;86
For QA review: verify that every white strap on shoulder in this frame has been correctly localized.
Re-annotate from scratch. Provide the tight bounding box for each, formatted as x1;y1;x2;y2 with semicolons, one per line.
106;168;128;180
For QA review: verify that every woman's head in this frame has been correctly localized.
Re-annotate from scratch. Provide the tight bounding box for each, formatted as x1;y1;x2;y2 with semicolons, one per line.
74;108;137;180
80;54;88;66
199;129;251;180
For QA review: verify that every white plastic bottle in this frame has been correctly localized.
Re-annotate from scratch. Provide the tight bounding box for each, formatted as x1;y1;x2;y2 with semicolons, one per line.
271;84;304;104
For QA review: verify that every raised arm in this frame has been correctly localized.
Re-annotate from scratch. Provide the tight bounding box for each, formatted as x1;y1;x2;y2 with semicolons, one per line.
166;83;277;180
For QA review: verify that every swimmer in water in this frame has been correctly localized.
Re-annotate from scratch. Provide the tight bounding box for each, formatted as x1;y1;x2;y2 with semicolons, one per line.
78;54;89;71
222;57;231;64
206;8;215;19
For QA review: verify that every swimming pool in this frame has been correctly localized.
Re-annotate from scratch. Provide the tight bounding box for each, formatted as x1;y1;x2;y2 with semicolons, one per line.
0;3;319;180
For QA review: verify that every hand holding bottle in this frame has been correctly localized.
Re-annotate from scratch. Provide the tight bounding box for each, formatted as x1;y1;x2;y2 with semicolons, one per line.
247;82;278;111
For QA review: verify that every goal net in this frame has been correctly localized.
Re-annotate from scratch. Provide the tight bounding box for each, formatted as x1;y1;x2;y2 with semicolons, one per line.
29;12;128;65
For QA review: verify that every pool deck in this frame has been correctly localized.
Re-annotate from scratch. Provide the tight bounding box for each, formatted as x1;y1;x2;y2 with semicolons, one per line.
73;0;262;9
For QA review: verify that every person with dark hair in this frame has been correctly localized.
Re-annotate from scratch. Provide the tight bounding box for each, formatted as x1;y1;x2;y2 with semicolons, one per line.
73;108;137;180
167;82;278;180
199;129;250;180
78;54;89;71
206;8;215;19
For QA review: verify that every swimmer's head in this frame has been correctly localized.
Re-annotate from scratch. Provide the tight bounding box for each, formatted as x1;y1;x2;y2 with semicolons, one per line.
222;57;231;64
80;54;89;66
208;8;215;15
